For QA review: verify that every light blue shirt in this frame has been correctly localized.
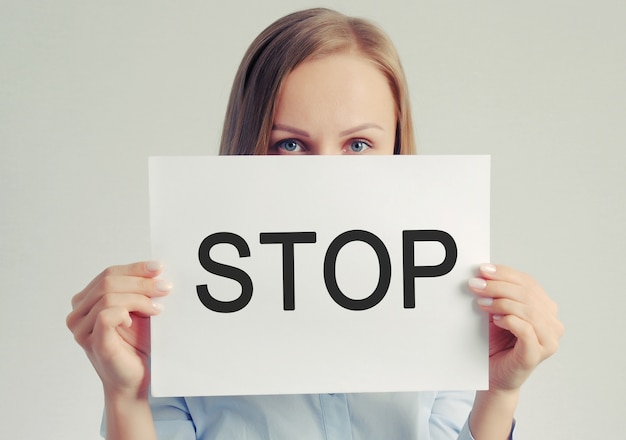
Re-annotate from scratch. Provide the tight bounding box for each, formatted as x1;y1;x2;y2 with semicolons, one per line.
104;391;485;439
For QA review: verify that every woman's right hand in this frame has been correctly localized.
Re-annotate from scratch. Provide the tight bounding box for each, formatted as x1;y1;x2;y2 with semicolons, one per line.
66;261;171;398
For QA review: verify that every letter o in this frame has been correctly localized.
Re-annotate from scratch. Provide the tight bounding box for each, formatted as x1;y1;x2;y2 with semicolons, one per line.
323;230;392;311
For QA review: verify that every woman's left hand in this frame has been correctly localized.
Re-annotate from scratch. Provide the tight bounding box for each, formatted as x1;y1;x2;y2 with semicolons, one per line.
468;264;564;391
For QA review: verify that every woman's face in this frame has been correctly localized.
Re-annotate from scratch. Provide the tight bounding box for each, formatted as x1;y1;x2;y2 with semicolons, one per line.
269;52;397;155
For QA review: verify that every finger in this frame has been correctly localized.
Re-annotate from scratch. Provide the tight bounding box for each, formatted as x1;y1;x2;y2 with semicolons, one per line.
90;306;136;358
90;292;164;324
468;277;525;302
478;263;531;286
102;261;164;278
71;261;163;308
498;302;562;357
68;292;164;343
476;293;560;347
92;275;172;299
492;314;543;369
72;274;171;320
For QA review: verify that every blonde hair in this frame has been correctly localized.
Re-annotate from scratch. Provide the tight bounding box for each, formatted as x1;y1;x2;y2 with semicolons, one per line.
219;8;416;155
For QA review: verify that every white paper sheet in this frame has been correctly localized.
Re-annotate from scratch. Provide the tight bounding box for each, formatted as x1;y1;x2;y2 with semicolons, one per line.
149;155;490;397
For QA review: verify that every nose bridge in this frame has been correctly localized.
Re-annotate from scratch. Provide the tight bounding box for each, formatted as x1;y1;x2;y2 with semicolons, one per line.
315;138;342;156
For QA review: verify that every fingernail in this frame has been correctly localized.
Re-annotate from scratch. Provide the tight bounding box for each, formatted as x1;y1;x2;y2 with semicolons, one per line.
477;297;493;306
125;316;133;327
153;302;164;312
493;314;503;321
468;278;487;290
156;280;172;292
146;261;162;272
480;263;497;275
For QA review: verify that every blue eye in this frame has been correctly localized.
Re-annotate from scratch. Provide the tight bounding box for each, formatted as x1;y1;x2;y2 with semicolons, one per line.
349;140;370;153
277;139;303;153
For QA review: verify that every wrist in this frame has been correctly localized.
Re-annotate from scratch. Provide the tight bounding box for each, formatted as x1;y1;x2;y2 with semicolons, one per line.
103;386;155;440
469;389;519;440
103;382;150;405
478;387;520;403
104;385;151;426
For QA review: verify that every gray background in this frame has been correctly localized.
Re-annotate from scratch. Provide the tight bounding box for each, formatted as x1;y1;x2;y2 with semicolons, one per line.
1;1;624;438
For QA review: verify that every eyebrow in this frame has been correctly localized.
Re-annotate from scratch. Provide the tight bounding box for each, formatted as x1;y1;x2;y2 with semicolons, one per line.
272;124;310;137
272;123;385;138
339;123;385;137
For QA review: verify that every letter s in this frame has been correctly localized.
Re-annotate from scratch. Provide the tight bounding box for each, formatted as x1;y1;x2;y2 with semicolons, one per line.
196;232;253;313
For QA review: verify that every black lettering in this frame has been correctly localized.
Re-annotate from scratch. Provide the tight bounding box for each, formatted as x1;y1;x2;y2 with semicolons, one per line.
402;230;457;308
323;230;391;311
196;232;253;313
259;232;317;310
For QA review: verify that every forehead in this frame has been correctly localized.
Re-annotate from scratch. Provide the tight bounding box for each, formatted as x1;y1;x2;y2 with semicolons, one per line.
282;52;389;96
275;52;396;125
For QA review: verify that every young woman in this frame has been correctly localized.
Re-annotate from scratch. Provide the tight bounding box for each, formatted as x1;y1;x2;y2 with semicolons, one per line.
67;8;563;440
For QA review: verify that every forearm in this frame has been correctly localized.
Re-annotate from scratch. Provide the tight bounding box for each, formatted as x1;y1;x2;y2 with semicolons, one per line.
468;389;518;440
104;388;157;440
